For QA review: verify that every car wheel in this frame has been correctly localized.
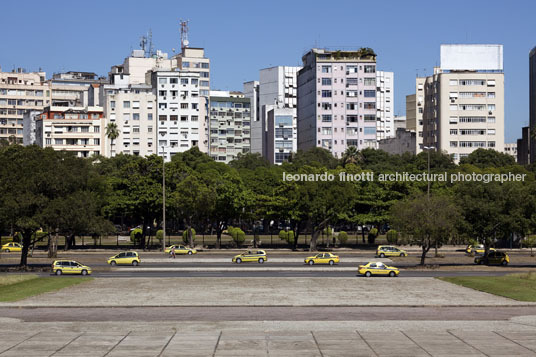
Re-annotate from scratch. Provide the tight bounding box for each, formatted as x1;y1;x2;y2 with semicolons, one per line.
501;260;508;266
379;253;385;258
55;270;62;276
236;258;242;264
365;271;372;277
132;261;139;266
329;260;334;266
188;251;193;255
110;261;116;266
389;271;396;277
81;270;88;276
308;260;314;265
400;253;406;257
258;258;264;264
4;249;9;253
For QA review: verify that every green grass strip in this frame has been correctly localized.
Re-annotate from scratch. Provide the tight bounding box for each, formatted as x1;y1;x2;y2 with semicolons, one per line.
439;272;536;302
0;276;93;302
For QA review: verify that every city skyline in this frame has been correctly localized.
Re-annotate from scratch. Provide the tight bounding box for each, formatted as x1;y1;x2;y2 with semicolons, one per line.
2;0;535;142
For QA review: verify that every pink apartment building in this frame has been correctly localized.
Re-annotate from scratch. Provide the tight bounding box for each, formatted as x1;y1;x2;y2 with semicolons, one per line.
297;48;378;157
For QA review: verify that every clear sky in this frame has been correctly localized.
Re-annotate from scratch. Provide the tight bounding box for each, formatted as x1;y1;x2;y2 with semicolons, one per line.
2;0;534;142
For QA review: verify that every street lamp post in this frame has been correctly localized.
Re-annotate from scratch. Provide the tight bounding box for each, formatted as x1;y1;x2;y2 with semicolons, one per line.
162;146;166;253
423;146;435;198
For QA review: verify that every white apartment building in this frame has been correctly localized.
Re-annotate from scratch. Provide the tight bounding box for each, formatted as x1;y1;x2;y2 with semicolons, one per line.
22;110;41;145
245;66;300;160
297;48;378;157
266;105;295;164
35;106;105;157
0;69;49;144
208;91;251;163
406;89;424;154
151;70;204;161
376;71;394;141
172;48;210;97
419;45;505;162
504;142;517;161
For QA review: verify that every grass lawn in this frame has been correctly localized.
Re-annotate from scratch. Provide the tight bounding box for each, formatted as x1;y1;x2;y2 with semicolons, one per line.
0;275;92;302
439;272;536;302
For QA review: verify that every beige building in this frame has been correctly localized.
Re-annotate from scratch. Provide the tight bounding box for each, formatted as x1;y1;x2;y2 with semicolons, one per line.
35;106;105;157
0;69;49;144
504;142;517;161
172;47;210;97
412;45;505;161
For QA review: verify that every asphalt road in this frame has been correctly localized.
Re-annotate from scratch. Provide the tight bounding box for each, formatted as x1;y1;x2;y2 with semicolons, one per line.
2;306;536;322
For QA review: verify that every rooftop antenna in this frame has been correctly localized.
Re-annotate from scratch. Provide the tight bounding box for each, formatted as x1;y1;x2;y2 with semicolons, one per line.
148;29;155;57
180;19;190;50
140;34;147;56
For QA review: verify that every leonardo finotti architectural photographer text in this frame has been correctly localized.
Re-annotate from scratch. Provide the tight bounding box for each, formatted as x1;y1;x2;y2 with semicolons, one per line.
283;171;527;184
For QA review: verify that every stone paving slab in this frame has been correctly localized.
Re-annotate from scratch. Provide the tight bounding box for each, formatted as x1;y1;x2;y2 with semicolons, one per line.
0;320;534;356
0;277;530;307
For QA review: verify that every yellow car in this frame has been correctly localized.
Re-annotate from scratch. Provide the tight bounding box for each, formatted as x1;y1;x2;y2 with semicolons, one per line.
1;242;22;252
304;252;340;265
107;251;140;266
358;262;400;277
475;251;509;266
165;245;197;255
376;245;407;257
466;244;496;255
232;250;267;264
52;260;92;276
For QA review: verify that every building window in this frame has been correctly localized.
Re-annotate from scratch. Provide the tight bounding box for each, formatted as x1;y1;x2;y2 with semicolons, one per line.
488;141;496;147
94;138;100;145
449;79;458;85
123;101;130;108
133;101;140;109
133;113;140;120
321;78;332;85
201;63;210;69
55;139;63;145
181;78;189;85
364;90;375;98
321;127;332;135
488;104;496;111
488;129;496;135
181;103;188;109
321;90;332;98
94;126;100;133
449;116;458;124
363;102;376;110
321;115;332;123
159;78;167;84
110;101;116;109
148;113;153;121
487;116;496;123
450;141;458;147
159;115;167;121
363;65;375;73
450;129;458;135
321;65;331;73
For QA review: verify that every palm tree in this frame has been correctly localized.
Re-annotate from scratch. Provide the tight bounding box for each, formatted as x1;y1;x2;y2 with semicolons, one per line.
105;122;120;157
341;146;363;167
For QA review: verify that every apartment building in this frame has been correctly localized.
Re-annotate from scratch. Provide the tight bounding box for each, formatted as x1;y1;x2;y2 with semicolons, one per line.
517;126;530;165
35;106;105;157
50;71;107;107
530;46;536;164
172;47;210;97
297;48;377;158
266;105;295;164
244;66;300;160
208;91;251;163
394;115;406;131
151;70;205;161
0;68;49;144
504;143;517;161
376;71;394;141
417;45;504;162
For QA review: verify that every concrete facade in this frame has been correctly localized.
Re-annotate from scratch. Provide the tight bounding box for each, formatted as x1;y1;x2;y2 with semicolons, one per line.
297;49;377;158
151;70;204;161
394;115;406;131
376;71;394;141
0;69;49;144
22;109;41;145
209;91;251;163
172;47;210;97
243;81;260;154
418;45;505;162
378;128;416;155
504;142;517;161
266;105;295;164
35;106;105;157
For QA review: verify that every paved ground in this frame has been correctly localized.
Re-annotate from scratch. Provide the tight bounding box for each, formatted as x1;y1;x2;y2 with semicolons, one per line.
1;306;536;322
1;319;536;356
0;277;531;307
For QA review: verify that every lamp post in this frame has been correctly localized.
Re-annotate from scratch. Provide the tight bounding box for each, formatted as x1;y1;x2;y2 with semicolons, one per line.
423;146;435;198
162;146;166;253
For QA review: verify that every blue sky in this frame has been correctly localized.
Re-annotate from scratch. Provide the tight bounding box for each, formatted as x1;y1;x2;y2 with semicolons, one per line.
2;0;534;142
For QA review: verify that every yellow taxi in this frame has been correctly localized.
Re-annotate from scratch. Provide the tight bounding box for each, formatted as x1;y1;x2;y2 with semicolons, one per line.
474;251;509;266
232;250;267;264
107;251;140;266
376;245;407;257
1;242;22;252
304;252;340;265
358;262;400;277
165;245;197;255
466;244;496;255
52;260;92;275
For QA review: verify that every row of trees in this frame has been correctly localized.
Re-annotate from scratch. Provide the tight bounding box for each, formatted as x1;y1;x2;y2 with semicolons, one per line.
0;144;535;267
